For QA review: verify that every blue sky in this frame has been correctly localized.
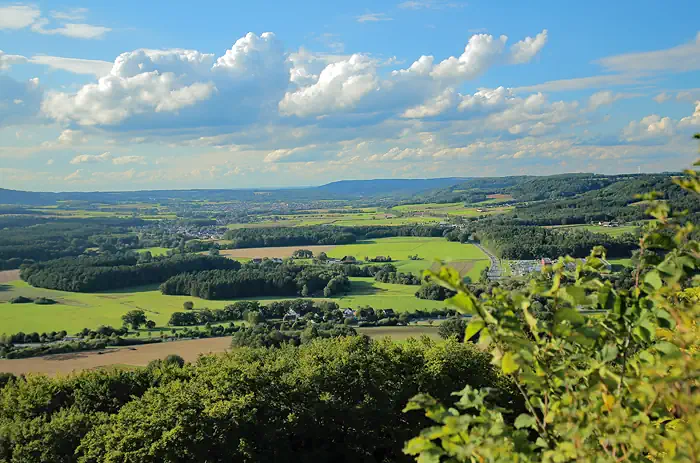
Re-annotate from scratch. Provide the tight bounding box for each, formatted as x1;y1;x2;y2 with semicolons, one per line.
1;0;699;191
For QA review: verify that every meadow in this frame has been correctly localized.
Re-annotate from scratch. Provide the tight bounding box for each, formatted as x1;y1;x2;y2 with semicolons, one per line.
135;247;171;256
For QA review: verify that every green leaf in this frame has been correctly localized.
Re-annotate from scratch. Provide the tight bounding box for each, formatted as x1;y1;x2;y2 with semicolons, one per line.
514;413;537;430
554;307;584;325
600;344;618;363
445;293;475;315
501;352;519;374
655;341;681;358
644;271;663;290
464;319;484;341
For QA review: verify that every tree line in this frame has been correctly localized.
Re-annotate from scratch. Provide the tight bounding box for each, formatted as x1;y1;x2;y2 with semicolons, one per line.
21;253;240;292
160;261;351;300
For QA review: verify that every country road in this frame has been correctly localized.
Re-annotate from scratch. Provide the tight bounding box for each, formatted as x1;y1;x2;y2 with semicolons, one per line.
474;243;502;281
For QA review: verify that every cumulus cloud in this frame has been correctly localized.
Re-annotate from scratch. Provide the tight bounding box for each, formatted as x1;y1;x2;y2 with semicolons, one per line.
279;54;378;117
402;88;458;118
70;151;113;164
623;115;674;142
431;34;508;79
58;129;87;145
509;30;548;64
64;169;84;181
31;20;111;39
678;101;700;129
653;92;670;104
42;32;288;127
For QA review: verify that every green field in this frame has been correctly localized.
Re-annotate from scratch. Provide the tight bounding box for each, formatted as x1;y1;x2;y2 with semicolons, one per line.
0;237;486;334
136;247;171;256
326;237;489;278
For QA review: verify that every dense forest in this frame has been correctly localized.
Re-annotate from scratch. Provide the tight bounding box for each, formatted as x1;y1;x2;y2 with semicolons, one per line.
0;218;143;270
0;337;518;462
160;261;351;299
20;253;240;292
447;222;637;259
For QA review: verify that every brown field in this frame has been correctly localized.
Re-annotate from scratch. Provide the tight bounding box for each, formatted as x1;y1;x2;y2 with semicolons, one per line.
0;270;20;283
0;336;232;376
486;194;514;200
220;245;337;259
429;259;475;276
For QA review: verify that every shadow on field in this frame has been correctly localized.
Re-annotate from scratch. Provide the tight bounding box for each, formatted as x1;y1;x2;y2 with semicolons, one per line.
0;284;10;292
44;350;120;362
348;280;388;295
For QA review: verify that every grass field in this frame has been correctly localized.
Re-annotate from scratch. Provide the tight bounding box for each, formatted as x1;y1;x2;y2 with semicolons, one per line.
220;245;338;259
136;247;171;256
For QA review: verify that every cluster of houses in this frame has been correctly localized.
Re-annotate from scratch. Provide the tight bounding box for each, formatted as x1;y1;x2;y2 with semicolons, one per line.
283;307;396;323
596;221;621;227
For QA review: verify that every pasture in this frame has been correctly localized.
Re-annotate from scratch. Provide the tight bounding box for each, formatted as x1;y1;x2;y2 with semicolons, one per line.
219;245;338;259
135;247;171;256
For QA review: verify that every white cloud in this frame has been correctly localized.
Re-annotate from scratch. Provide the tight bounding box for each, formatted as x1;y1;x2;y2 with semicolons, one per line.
0;75;43;125
279;54;378;117
43;32;288;127
0;50;27;70
510;30;548;64
402;88;458;118
623;115;674;142
653;92;670;104
70;151;113;164
64;169;84;181
0;4;41;29
598;32;700;73
514;74;640;93
678;101;700;129
29;55;112;76
31;20;111;39
431;34;508;79
588;90;624;110
112;155;146;165
46;159;54;165
0;5;109;39
356;13;393;22
58;129;87;145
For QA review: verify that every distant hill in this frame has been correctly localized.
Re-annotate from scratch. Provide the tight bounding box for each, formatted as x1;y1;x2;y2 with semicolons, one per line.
317;178;467;196
0;177;468;205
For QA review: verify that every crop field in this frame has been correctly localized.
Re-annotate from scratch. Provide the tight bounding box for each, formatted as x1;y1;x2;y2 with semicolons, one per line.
220;245;338;259
357;325;441;341
228;210;442;228
391;202;513;217
0;270;20;283
0;336;233;376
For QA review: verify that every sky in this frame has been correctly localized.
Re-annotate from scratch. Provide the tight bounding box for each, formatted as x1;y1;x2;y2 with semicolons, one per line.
1;0;699;192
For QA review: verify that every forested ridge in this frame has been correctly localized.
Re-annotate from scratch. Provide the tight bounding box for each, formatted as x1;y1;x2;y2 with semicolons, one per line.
20;253;240;292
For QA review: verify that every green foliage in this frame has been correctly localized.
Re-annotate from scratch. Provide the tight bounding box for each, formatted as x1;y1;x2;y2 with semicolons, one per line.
405;157;700;461
0;337;513;462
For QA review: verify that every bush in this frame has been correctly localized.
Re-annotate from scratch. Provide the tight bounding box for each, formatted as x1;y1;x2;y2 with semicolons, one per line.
9;296;33;304
33;297;57;305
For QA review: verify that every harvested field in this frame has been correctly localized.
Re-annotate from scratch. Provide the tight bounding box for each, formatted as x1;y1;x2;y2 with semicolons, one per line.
0;336;232;376
0;270;20;283
220;245;337;259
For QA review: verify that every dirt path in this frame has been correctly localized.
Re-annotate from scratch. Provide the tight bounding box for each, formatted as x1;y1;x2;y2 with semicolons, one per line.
0;270;20;283
0;336;232;376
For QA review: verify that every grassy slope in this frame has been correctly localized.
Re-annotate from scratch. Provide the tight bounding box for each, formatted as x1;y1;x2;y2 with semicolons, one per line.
549;224;639;237
135;247;170;256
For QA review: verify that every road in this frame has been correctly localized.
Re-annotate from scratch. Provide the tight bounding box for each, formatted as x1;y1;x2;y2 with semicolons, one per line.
474;243;502;281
